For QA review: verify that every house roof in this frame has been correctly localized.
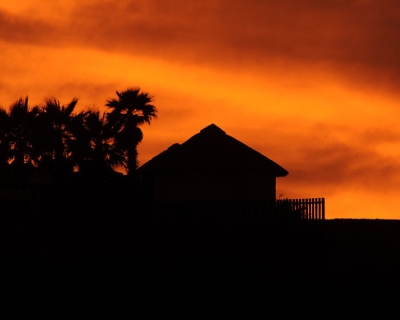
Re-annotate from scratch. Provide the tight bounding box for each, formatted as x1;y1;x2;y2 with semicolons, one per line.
139;124;288;177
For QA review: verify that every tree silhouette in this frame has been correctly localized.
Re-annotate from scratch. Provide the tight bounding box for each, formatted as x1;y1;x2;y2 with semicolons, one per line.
0;87;157;185
0;107;10;167
38;98;87;180
76;109;125;178
106;87;157;176
7;97;40;169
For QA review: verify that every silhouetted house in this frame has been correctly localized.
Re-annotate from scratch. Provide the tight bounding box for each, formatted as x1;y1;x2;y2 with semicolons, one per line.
138;124;288;202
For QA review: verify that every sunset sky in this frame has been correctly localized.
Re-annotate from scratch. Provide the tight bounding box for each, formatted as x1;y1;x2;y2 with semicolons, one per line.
1;0;400;219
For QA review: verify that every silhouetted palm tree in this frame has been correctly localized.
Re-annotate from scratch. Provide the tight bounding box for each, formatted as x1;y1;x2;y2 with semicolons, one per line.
7;97;40;169
76;110;126;176
39;98;86;177
106;87;157;176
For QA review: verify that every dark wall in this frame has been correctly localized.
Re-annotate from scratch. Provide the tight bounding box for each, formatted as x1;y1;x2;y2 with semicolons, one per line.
150;171;277;201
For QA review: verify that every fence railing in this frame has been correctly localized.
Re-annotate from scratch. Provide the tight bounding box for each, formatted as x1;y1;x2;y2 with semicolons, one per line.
149;198;325;229
276;198;325;220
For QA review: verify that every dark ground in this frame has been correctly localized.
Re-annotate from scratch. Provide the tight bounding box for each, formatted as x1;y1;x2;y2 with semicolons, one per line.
4;217;400;314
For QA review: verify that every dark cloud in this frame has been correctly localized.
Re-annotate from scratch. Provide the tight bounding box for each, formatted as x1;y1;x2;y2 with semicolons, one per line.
0;9;59;45
273;127;400;196
360;128;400;144
55;0;400;94
292;144;395;182
3;1;400;93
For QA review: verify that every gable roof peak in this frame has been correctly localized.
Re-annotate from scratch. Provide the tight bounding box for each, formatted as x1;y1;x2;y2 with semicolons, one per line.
139;123;288;177
200;123;226;135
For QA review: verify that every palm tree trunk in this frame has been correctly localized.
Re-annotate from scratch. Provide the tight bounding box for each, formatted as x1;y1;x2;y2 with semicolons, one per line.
126;145;138;176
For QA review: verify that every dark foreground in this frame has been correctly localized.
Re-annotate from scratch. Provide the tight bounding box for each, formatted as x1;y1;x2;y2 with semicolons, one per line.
4;214;400;314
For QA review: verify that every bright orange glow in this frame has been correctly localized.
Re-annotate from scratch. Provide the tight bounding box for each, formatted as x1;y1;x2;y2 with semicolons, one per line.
1;1;400;219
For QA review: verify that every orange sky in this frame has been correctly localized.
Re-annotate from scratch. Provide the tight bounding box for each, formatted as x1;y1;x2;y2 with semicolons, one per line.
1;0;400;219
